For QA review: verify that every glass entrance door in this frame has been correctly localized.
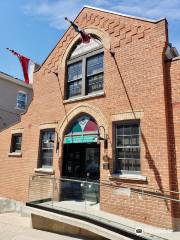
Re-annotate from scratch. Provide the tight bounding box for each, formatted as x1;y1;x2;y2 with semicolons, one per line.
62;143;100;181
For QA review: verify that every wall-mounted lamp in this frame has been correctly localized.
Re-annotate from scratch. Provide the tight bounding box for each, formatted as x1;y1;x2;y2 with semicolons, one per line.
97;125;108;149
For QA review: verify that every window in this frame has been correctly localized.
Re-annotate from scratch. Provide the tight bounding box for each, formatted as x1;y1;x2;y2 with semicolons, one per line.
16;92;27;110
39;129;55;168
67;61;82;98
115;121;140;174
66;39;104;99
10;134;22;153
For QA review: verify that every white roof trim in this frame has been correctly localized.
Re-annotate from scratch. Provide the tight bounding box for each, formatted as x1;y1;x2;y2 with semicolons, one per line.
0;72;32;89
83;5;165;23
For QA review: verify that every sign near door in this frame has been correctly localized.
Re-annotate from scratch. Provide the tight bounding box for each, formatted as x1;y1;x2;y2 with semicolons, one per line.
64;135;97;144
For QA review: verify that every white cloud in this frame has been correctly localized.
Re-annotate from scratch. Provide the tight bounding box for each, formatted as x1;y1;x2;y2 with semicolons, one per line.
23;0;83;30
112;0;180;21
23;0;180;30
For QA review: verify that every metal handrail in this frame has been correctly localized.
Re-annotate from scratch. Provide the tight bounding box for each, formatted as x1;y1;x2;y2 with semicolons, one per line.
29;175;180;202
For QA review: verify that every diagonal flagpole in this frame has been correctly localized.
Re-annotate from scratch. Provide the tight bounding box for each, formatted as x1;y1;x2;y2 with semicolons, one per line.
65;17;91;44
6;48;58;76
6;47;67;152
64;17;115;56
6;47;39;67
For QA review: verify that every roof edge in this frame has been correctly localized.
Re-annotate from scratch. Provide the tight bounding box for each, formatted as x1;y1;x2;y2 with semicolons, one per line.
36;4;166;72
0;71;32;89
84;5;166;23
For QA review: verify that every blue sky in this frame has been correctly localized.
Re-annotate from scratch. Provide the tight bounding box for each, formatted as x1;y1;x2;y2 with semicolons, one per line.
0;0;180;80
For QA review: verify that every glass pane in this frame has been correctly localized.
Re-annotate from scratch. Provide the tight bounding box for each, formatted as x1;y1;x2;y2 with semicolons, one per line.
17;92;26;101
131;136;139;146
17;92;26;109
14;135;22;151
41;130;55;167
42;149;53;166
68;62;82;82
116;136;123;146
125;159;130;170
42;131;55;148
124;125;131;135
132;124;139;134
134;159;140;171
87;73;103;93
116;148;124;158
15;135;22;144
116;126;123;135
124;148;132;159
85;148;99;180
87;53;103;76
131;148;140;159
68;80;82;98
123;136;131;146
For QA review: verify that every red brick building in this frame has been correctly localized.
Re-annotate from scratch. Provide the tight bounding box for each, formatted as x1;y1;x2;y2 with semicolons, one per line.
0;6;180;230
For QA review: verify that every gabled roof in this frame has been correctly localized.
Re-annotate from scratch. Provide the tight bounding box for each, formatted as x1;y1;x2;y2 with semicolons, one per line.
38;5;166;71
84;5;165;23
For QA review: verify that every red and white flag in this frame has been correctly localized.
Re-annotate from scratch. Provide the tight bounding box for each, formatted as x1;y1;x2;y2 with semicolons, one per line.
65;17;91;44
6;48;30;84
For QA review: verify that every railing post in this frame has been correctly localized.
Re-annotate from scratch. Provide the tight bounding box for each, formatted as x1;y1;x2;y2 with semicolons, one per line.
27;175;31;203
52;177;55;208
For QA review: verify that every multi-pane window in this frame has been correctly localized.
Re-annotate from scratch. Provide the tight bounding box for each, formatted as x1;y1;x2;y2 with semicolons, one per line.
67;39;103;99
87;53;103;93
67;61;82;98
11;134;22;153
39;130;55;168
115;121;140;174
16;92;27;110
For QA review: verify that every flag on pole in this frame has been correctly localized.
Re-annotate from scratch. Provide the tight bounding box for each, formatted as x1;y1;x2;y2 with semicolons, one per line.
65;17;91;44
6;48;30;84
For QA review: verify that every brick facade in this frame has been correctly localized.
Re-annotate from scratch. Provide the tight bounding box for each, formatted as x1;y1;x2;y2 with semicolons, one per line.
0;6;179;230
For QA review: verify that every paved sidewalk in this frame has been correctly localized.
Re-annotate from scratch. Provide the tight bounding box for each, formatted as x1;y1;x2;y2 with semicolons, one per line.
0;212;85;240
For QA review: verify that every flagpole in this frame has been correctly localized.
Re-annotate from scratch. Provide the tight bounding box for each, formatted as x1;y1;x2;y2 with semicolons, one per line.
6;48;39;66
64;17;114;56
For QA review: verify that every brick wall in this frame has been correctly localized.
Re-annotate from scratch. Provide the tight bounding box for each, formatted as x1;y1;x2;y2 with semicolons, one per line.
0;7;179;229
165;58;180;228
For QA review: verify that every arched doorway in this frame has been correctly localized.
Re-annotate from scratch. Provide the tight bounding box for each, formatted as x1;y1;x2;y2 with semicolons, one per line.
62;114;100;181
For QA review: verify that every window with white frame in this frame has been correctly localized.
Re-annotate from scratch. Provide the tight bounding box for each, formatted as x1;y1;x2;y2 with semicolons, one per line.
66;38;104;99
39;129;55;168
16;92;27;110
114;121;140;174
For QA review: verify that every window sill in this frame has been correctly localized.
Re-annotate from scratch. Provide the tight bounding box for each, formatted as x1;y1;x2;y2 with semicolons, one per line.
63;91;105;104
109;173;147;182
34;168;55;175
8;152;22;157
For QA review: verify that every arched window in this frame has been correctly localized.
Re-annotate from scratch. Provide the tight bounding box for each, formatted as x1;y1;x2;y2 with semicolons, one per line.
66;38;104;99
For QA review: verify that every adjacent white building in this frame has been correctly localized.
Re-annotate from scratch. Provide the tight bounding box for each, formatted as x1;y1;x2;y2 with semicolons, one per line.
0;71;33;131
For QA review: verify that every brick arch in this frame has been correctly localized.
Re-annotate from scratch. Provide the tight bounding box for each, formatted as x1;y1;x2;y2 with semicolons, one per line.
57;103;108;142
59;26;111;69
